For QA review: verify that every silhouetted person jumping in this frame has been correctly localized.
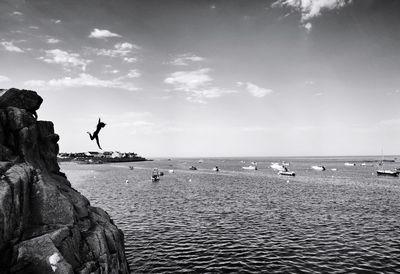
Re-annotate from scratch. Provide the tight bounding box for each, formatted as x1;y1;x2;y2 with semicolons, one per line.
87;118;106;150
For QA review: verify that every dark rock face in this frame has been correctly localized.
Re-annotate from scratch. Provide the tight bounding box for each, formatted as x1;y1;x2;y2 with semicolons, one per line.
0;88;130;274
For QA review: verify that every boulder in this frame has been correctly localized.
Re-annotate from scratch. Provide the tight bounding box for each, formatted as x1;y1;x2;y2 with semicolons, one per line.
0;89;130;273
0;88;42;118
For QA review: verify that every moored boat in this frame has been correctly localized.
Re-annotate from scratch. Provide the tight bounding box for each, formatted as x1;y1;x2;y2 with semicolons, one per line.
242;165;257;170
270;163;288;172
189;166;197;170
344;162;356;166
151;168;161;182
278;171;295;176
376;170;399;177
311;165;325;171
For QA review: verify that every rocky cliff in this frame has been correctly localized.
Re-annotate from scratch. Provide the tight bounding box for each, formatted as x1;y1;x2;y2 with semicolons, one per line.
0;88;130;274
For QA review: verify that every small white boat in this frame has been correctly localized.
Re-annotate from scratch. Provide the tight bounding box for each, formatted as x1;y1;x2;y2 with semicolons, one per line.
376;170;399;177
213;166;219;172
242;165;257;170
270;163;287;172
151;168;161;182
168;169;174;174
331;168;337;171
344;162;356;166
361;163;366;166
282;161;290;166
198;160;204;163
278;171;295;176
251;161;257;165
311;165;325;171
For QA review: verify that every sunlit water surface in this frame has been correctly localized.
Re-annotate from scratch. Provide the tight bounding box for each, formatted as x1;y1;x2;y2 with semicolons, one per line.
61;157;400;273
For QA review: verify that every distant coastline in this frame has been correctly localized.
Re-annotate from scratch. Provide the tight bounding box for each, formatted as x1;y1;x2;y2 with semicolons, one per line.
58;151;150;164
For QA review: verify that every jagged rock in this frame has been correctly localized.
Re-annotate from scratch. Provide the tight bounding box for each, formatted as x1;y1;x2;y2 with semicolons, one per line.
0;88;42;118
0;89;130;274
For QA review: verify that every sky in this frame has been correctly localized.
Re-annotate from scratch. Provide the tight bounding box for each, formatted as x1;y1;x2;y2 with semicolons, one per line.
1;0;400;157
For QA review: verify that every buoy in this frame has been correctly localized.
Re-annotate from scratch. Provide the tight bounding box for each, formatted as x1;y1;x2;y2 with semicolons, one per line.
189;179;192;182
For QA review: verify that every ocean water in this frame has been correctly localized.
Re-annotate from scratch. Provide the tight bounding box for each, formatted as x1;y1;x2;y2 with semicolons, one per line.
61;157;400;273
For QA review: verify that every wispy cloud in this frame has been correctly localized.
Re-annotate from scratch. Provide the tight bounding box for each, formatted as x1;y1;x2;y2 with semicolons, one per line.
169;53;205;66
273;0;352;22
51;19;61;24
237;82;273;97
24;73;139;91
164;68;235;103
47;38;60;44
0;41;24;53
38;49;90;71
11;11;23;16
94;42;140;60
0;75;10;82
89;28;121;39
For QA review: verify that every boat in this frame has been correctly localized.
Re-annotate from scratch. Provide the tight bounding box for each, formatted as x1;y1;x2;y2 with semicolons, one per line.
376;170;399;177
189;166;197;170
198;160;204;163
278;171;295;176
129;166;134;170
331;168;337;171
242;165;257;170
213;166;219;172
311;165;325;171
270;163;288;172
375;149;399;177
151;168;161;182
168;169;174;174
344;162;356;166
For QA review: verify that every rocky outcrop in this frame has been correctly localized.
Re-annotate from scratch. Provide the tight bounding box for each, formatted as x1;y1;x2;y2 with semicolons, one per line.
0;88;130;273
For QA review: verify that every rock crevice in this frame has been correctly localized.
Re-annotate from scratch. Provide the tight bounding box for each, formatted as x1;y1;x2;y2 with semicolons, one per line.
0;88;130;274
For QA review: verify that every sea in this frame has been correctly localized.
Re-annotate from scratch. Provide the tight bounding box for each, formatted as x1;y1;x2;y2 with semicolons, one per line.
61;156;400;273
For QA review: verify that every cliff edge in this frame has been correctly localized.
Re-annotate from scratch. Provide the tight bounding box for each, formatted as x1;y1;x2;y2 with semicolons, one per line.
0;88;130;274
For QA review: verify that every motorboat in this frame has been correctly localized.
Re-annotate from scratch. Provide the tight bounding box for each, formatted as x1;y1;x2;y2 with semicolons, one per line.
168;169;174;174
270;163;288;172
331;168;337;171
242;165;257;170
311;165;325;171
213;166;219;172
278;171;295;176
189;166;197;170
198;160;204;163
151;168;161;182
344;162;356;166
376;170;399;177
129;166;134;170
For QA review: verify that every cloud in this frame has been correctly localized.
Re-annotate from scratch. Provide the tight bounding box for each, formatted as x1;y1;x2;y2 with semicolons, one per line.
164;68;235;103
169;53;205;66
47;38;60;44
237;82;272;97
24;73;139;91
273;0;352;21
95;42;140;58
123;57;137;63
126;69;141;78
165;68;212;91
0;75;10;82
89;28;121;39
303;22;312;32
39;49;90;71
0;41;24;52
51;19;61;24
11;11;23;16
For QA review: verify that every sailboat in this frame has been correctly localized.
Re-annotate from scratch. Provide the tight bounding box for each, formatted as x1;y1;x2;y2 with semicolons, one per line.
376;148;399;177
